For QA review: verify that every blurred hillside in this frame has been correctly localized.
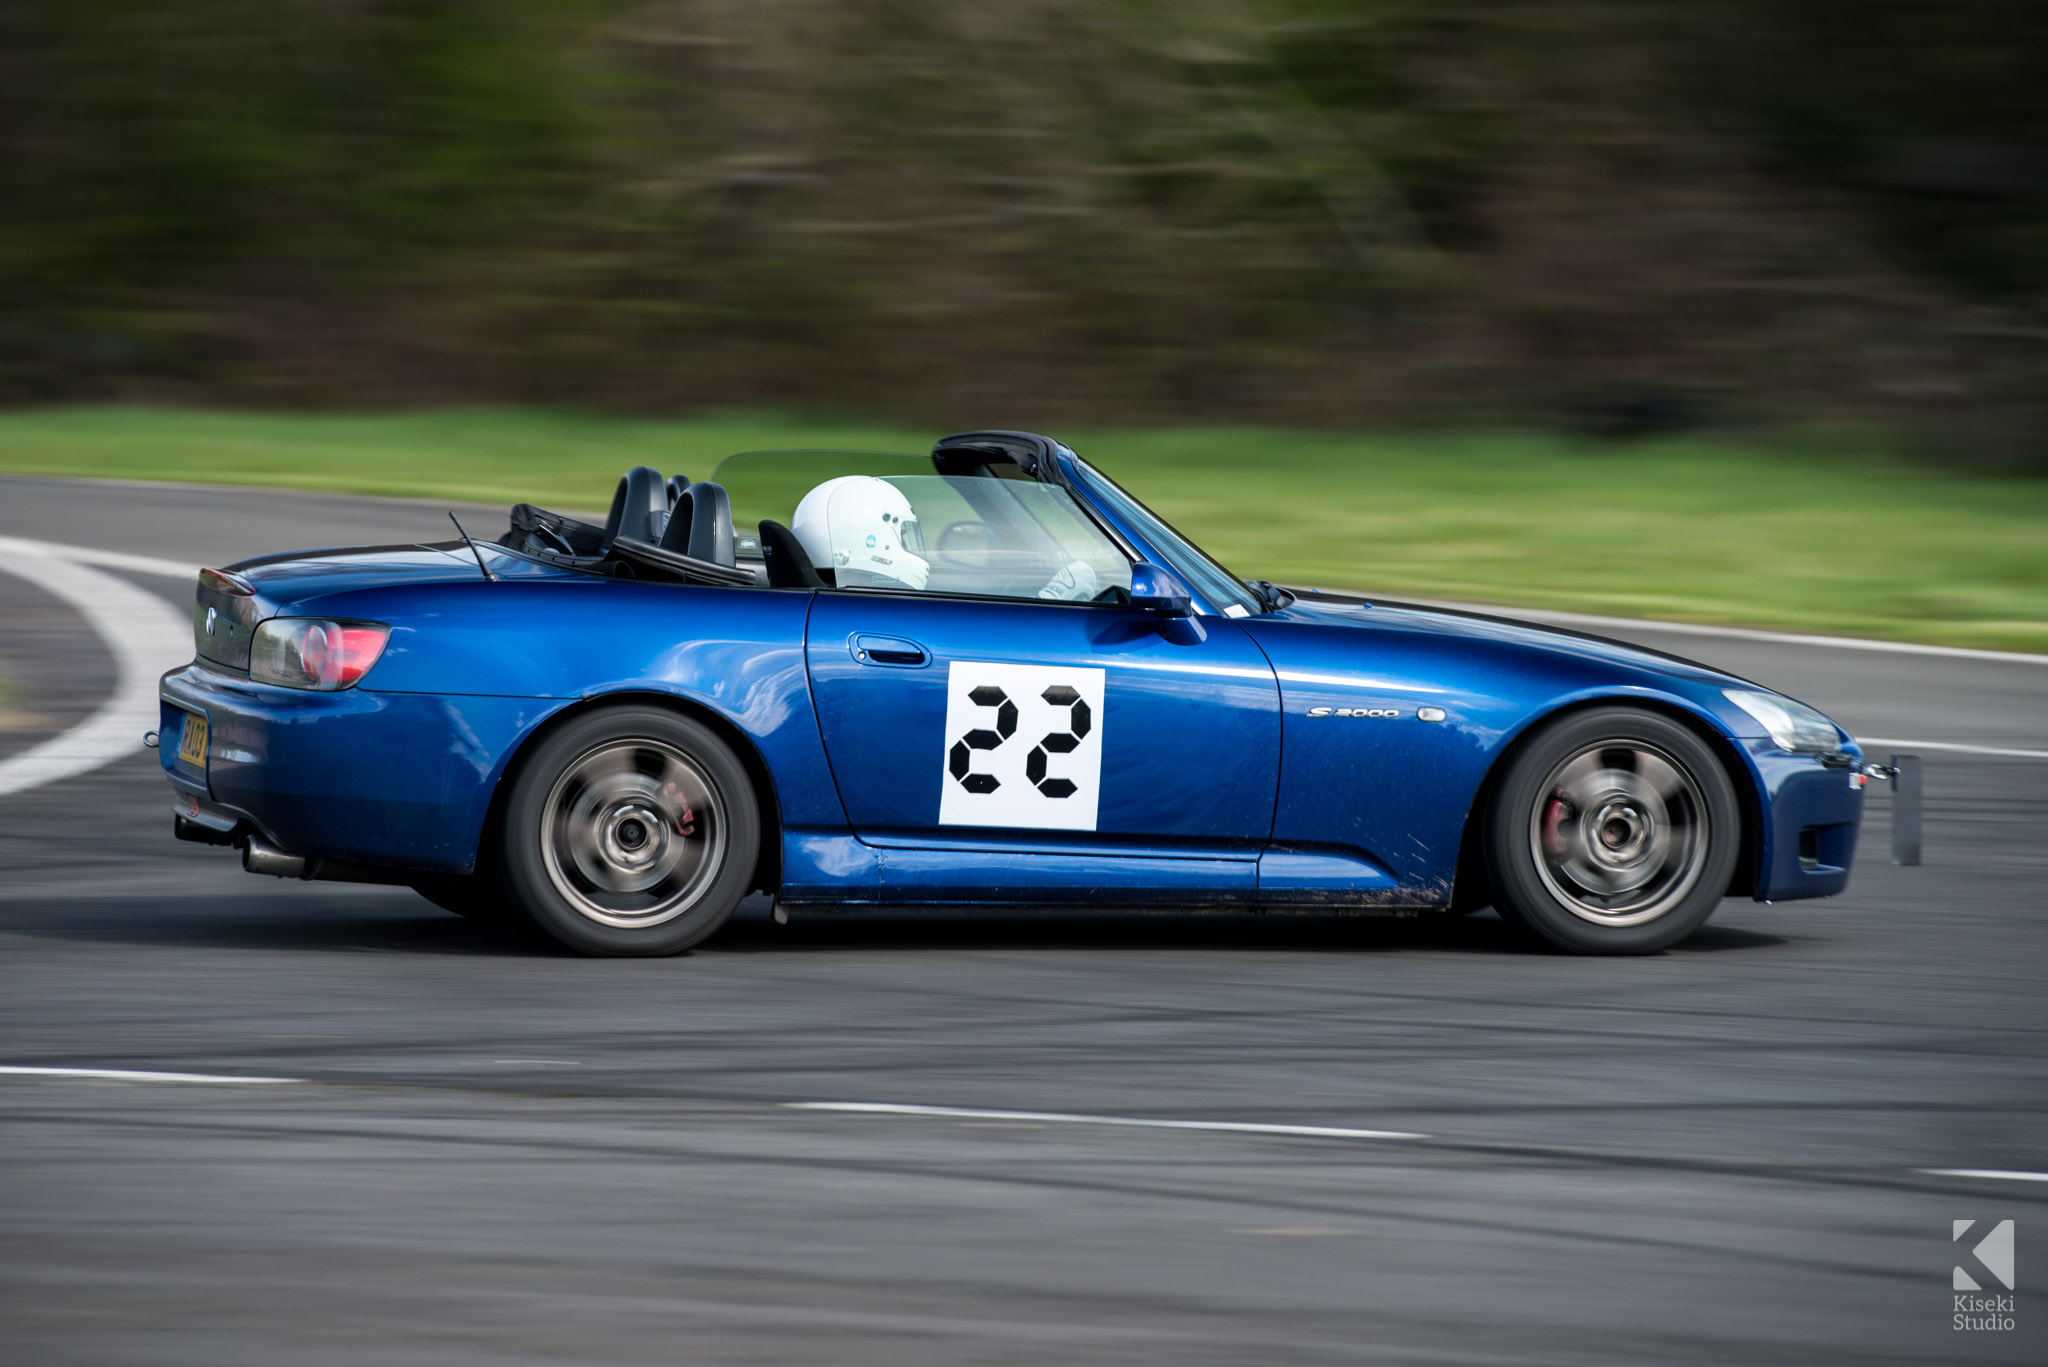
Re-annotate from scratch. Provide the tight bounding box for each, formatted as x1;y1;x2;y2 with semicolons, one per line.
4;1;2044;457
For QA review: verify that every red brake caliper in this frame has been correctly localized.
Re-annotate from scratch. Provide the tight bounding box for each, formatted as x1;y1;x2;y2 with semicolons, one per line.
1543;790;1574;856
659;780;697;837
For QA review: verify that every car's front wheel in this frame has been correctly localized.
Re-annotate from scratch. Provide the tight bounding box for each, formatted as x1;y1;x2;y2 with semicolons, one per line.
1484;707;1740;954
499;706;760;957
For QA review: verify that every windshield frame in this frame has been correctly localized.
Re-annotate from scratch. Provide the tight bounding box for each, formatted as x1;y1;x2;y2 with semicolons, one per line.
1058;453;1263;616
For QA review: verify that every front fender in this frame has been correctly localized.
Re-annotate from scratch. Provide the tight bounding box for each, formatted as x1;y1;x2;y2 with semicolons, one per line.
1245;607;1826;903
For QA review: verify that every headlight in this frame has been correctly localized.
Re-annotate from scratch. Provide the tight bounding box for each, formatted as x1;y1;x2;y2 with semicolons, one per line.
250;618;390;690
1723;689;1840;753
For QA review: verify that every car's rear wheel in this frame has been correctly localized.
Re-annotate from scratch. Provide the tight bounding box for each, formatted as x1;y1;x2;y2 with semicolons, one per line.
499;707;760;957
1485;707;1740;954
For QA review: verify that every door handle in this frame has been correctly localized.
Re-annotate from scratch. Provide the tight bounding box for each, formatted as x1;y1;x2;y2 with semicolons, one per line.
849;633;930;668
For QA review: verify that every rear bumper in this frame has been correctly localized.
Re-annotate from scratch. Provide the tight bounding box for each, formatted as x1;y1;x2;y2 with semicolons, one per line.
159;664;559;875
1749;741;1865;902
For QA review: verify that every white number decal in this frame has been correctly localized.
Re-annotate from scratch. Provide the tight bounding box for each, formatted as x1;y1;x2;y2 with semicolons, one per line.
939;662;1105;831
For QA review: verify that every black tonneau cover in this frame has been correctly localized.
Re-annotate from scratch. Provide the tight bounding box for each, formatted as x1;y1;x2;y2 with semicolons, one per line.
500;503;757;588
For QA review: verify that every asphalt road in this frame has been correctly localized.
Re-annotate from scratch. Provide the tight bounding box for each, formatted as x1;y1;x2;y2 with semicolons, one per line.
0;474;2042;1365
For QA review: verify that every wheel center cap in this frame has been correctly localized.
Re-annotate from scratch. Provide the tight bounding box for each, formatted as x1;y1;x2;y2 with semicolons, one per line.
601;803;670;872
1587;800;1651;864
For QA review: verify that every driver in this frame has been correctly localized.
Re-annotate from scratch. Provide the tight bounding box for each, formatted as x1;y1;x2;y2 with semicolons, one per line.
792;476;931;591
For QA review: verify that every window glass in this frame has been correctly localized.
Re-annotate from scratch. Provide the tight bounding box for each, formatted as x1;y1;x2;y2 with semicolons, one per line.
713;449;931;533
826;476;1131;602
1069;460;1261;615
711;449;1134;603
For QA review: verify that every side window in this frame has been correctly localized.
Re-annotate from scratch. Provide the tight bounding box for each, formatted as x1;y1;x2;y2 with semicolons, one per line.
824;476;1132;604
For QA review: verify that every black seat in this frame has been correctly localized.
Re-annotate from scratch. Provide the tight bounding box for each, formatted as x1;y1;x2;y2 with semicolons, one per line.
658;480;736;567
758;519;826;589
602;466;668;550
650;474;694;541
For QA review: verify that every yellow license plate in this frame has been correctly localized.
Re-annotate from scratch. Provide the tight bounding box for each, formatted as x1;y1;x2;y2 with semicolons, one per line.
177;713;209;767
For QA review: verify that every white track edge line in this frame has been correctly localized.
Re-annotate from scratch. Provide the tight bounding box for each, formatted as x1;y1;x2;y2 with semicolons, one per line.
2;530;2040;801
1856;738;2048;761
1;1074;2027;1180
0;535;198;581
787;1101;1426;1140
0;539;195;799
1381;595;2048;666
9;523;2045;668
0;1065;300;1085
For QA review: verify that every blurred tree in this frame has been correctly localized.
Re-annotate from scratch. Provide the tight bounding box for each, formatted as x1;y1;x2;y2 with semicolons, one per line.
0;0;2040;455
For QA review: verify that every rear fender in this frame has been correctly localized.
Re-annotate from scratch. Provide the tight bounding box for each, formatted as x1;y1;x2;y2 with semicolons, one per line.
481;687;792;897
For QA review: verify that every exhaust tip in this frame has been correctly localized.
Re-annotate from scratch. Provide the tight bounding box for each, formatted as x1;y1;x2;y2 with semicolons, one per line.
241;835;310;879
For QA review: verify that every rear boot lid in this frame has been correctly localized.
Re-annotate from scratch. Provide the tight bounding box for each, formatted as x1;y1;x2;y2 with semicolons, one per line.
193;541;557;670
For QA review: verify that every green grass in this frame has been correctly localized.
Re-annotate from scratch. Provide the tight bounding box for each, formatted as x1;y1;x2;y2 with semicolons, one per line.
2;406;2044;651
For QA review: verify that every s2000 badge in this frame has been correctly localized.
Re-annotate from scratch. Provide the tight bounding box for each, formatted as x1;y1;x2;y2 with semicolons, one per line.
939;661;1106;831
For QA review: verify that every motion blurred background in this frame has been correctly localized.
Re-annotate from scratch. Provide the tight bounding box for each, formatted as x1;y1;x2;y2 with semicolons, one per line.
3;14;2046;1362
2;0;2044;643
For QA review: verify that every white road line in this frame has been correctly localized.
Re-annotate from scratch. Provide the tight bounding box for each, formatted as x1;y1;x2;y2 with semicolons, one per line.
14;526;2048;665
2;526;2041;804
0;1065;299;1085
0;533;199;581
1396;596;2048;667
56;535;2048;671
0;1068;2028;1185
13;518;2048;667
1857;738;2048;761
0;537;194;800
787;1101;1426;1141
23;542;200;581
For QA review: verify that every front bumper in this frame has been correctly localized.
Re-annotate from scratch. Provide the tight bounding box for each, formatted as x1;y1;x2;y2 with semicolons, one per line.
1748;739;1865;902
159;664;560;875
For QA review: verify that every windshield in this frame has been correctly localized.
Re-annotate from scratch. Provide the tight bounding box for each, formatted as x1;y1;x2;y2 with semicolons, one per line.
829;476;1130;600
1068;459;1262;615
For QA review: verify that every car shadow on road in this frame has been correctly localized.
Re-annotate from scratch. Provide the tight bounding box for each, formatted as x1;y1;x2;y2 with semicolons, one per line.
699;903;1790;958
4;888;557;958
6;890;1789;959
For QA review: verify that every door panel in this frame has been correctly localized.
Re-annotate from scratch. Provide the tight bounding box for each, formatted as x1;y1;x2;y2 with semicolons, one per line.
805;594;1281;858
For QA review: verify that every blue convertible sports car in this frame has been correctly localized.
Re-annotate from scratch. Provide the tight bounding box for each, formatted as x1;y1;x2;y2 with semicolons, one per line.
159;430;1866;956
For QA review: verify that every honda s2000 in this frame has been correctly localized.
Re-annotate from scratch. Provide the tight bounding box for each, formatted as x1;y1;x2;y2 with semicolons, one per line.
159;430;1866;956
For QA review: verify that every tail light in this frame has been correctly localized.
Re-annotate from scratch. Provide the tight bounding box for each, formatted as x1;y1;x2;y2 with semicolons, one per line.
249;619;390;690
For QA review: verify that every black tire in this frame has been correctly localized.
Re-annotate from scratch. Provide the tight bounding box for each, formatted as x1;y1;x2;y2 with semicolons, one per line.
412;874;512;922
497;706;761;957
1484;707;1740;954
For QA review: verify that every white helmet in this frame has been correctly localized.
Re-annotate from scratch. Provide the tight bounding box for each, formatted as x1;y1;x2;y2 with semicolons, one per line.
791;476;929;591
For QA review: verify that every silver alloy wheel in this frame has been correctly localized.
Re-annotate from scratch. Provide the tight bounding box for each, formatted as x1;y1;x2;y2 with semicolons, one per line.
1527;740;1710;928
538;738;726;929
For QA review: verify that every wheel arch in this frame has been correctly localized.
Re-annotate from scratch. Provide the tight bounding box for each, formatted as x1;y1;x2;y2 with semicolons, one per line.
477;689;785;897
1448;691;1765;912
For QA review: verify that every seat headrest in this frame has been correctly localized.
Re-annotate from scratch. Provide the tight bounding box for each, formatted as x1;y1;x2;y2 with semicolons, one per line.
757;519;827;589
603;466;668;548
658;480;736;567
